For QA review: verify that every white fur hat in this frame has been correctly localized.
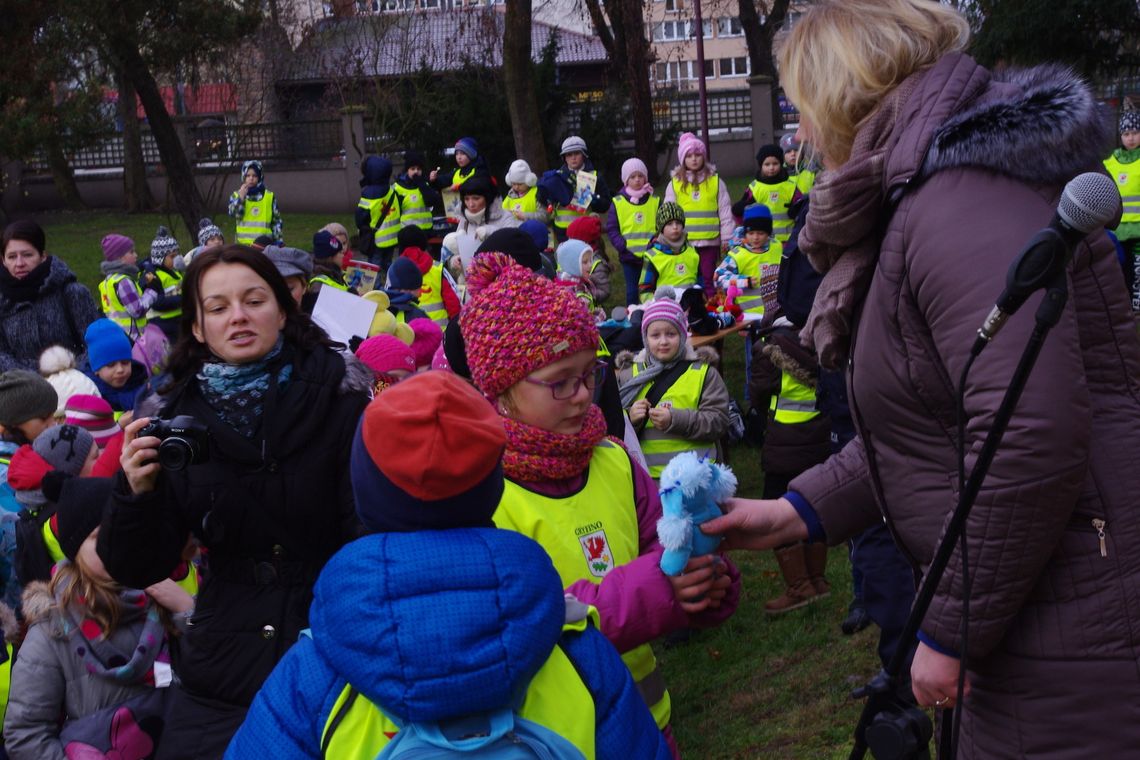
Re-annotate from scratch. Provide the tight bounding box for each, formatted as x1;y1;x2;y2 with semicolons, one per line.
505;160;537;188
39;346;100;415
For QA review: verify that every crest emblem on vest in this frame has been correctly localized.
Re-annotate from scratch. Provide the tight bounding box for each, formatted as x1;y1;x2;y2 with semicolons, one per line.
634;212;644;225
768;192;780;204
250;206;262;218
691;190;701;201
1120;173;1129;185
675;263;687;275
579;528;614;577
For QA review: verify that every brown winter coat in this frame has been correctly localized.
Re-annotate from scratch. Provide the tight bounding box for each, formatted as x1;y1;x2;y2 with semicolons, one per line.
792;53;1140;757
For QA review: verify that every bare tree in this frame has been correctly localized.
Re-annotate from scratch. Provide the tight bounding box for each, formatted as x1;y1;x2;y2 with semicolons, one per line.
739;0;791;139
503;0;548;172
115;67;155;213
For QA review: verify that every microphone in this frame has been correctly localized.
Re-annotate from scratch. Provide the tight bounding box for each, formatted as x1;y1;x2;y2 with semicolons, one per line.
975;172;1120;348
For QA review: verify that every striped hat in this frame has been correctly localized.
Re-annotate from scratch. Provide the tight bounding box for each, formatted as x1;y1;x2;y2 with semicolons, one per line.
198;218;224;248
64;394;120;448
460;252;597;399
150;226;180;265
640;297;687;341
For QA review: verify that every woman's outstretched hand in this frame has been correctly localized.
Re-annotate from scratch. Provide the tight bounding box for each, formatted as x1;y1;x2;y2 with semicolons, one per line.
700;497;809;551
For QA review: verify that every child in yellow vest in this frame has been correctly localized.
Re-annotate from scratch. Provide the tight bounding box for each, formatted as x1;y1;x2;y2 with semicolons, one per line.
97;235;157;341
607;158;660;306
715;204;783;317
639;202;702;301
732;145;803;244
663;133;734;296
139;226;183;344
228;160;282;246
616;297;730;480
460;252;740;755
503;160;548;224
781;133;818;196
1105;110;1140;310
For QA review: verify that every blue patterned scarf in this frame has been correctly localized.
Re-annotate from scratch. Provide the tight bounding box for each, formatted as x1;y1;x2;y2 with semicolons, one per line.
196;337;292;438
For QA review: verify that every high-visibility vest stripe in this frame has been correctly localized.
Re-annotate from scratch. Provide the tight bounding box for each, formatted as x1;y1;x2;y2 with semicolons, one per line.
769;371;819;424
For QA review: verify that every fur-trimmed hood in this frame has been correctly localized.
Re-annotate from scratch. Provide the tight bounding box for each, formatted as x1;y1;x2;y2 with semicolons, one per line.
20;580;54;628
887;54;1112;190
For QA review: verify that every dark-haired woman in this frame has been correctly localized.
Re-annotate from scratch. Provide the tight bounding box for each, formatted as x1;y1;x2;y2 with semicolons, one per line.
98;245;371;758
0;220;100;372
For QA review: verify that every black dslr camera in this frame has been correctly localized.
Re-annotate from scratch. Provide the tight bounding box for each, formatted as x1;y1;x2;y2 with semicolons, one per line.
139;415;210;471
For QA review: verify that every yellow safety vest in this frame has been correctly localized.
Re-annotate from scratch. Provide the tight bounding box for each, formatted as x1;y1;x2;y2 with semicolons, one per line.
503;187;539;217
631;362;716;477
310;274;348;292
672;175;721;242
235;191;275;245
724;240;783;315
318;612;601;759
98;274;146;332
613;196;660;256
358;190;402;249
1104;154;1140;225
146;269;183;321
748;179;797;243
494;442;671;729
793;169;816;196
418;263;448;326
644;245;700;290
555;171;591;229
769;370;819;424
392;184;432;231
450;166;477;189
0;642;11;727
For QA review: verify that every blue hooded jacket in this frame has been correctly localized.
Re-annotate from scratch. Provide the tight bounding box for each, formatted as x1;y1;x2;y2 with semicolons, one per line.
226;529;671;759
356;156;395;236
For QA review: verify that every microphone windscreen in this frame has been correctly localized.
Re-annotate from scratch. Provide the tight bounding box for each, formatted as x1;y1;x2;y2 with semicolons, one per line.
1059;172;1120;233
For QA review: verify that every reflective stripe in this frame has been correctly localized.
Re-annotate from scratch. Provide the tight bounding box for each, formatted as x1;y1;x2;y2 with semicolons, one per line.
775;397;817;413
637;666;667;708
641;447;716;469
736;294;765;311
673;176;721;241
235;192;275;245
769;371;819;424
555;206;587;228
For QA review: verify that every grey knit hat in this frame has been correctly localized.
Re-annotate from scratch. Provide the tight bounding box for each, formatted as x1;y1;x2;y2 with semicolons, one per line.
1121;110;1140;134
0;370;58;427
32;424;94;477
197;217;224;248
264;245;314;280
150;225;180;264
560;135;588;157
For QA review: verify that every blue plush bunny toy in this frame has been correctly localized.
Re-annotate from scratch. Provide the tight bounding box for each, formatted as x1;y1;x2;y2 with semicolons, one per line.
656;452;737;576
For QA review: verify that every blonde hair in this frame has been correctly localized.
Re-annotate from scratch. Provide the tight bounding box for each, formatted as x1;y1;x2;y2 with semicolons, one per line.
776;0;970;165
50;555;129;637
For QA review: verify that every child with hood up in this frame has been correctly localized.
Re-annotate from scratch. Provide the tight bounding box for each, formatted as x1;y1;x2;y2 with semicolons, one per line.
731;144;803;244
503;159;548;224
228;159;283;246
607;158;661;307
97;235;157;341
615;296;731;480
227;371;673;759
555;239;606;321
355;155;401;270
139;226;184;343
663;133;734;297
638;202;702;300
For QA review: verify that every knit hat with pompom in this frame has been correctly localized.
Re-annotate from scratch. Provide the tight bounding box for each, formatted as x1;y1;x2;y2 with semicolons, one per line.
150;226;180;265
460;252;597;399
197;218;224;248
39;346;99;414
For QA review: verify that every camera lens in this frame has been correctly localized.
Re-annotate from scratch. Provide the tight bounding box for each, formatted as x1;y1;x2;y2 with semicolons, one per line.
158;437;194;472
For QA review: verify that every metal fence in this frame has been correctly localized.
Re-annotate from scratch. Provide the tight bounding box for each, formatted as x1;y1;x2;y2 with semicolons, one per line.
24;119;343;172
562;89;767;137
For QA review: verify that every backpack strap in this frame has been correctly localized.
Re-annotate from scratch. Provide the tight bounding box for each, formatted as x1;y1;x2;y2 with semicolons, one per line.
643;360;694;409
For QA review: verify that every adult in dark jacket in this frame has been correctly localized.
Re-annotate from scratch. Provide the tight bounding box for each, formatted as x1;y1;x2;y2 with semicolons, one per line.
705;1;1140;756
98;245;371;759
0;221;100;372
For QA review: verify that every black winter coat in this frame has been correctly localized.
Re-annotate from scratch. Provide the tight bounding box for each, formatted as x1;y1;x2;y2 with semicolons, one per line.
97;343;370;709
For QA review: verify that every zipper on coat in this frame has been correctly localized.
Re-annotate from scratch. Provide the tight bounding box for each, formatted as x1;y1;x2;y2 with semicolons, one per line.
1092;518;1107;557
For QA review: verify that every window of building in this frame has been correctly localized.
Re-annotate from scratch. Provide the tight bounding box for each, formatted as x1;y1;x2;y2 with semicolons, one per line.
654;20;689;41
716;17;743;37
664;0;684;12
655;60;713;83
719;57;749;77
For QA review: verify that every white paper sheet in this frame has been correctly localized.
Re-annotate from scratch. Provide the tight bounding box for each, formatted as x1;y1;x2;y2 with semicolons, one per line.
311;286;378;344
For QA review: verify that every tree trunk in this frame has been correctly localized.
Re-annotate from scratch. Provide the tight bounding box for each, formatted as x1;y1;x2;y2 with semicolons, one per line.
45;136;84;211
739;0;791;140
116;68;154;213
113;42;204;237
503;0;548;172
616;0;658;182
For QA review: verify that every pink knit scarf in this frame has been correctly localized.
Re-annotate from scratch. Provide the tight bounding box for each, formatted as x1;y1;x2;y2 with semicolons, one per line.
623;183;654;202
502;404;607;482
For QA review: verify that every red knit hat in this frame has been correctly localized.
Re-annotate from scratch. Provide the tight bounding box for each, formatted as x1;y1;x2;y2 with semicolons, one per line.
6;446;53;492
460;252;598;399
351;371;506;533
355;334;416;377
566;216;603;247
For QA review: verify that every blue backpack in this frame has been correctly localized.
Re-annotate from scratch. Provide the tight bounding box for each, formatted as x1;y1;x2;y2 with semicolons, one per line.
374;706;585;759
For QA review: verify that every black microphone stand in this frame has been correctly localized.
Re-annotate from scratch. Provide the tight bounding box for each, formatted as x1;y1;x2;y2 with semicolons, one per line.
848;270;1071;760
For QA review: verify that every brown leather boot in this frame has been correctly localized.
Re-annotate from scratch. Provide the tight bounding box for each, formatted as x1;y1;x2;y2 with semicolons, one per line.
805;541;831;597
764;544;820;615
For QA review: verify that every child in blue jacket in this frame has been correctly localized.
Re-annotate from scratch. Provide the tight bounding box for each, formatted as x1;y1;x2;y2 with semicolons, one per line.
226;372;671;760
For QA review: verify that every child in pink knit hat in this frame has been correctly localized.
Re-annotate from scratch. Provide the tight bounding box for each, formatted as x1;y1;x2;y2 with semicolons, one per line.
407;318;443;372
354;334;416;395
459;252;740;755
663;132;734;297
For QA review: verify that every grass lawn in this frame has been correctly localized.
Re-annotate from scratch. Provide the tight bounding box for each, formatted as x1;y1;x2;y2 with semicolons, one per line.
33;181;890;758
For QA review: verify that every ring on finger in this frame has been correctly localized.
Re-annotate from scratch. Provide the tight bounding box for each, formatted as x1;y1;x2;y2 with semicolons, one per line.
934;696;950;707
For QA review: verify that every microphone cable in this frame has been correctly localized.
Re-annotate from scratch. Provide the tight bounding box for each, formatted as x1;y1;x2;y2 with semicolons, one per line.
950;354;976;759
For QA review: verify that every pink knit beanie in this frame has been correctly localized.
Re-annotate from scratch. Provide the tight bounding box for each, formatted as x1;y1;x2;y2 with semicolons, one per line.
640;298;687;341
64;394;120;448
621;158;649;185
408;318;443;369
677;132;707;164
461;252;598;399
101;234;135;262
355;334;416;377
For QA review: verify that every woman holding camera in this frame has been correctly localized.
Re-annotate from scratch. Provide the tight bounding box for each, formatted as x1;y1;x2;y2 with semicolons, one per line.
97;245;371;758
